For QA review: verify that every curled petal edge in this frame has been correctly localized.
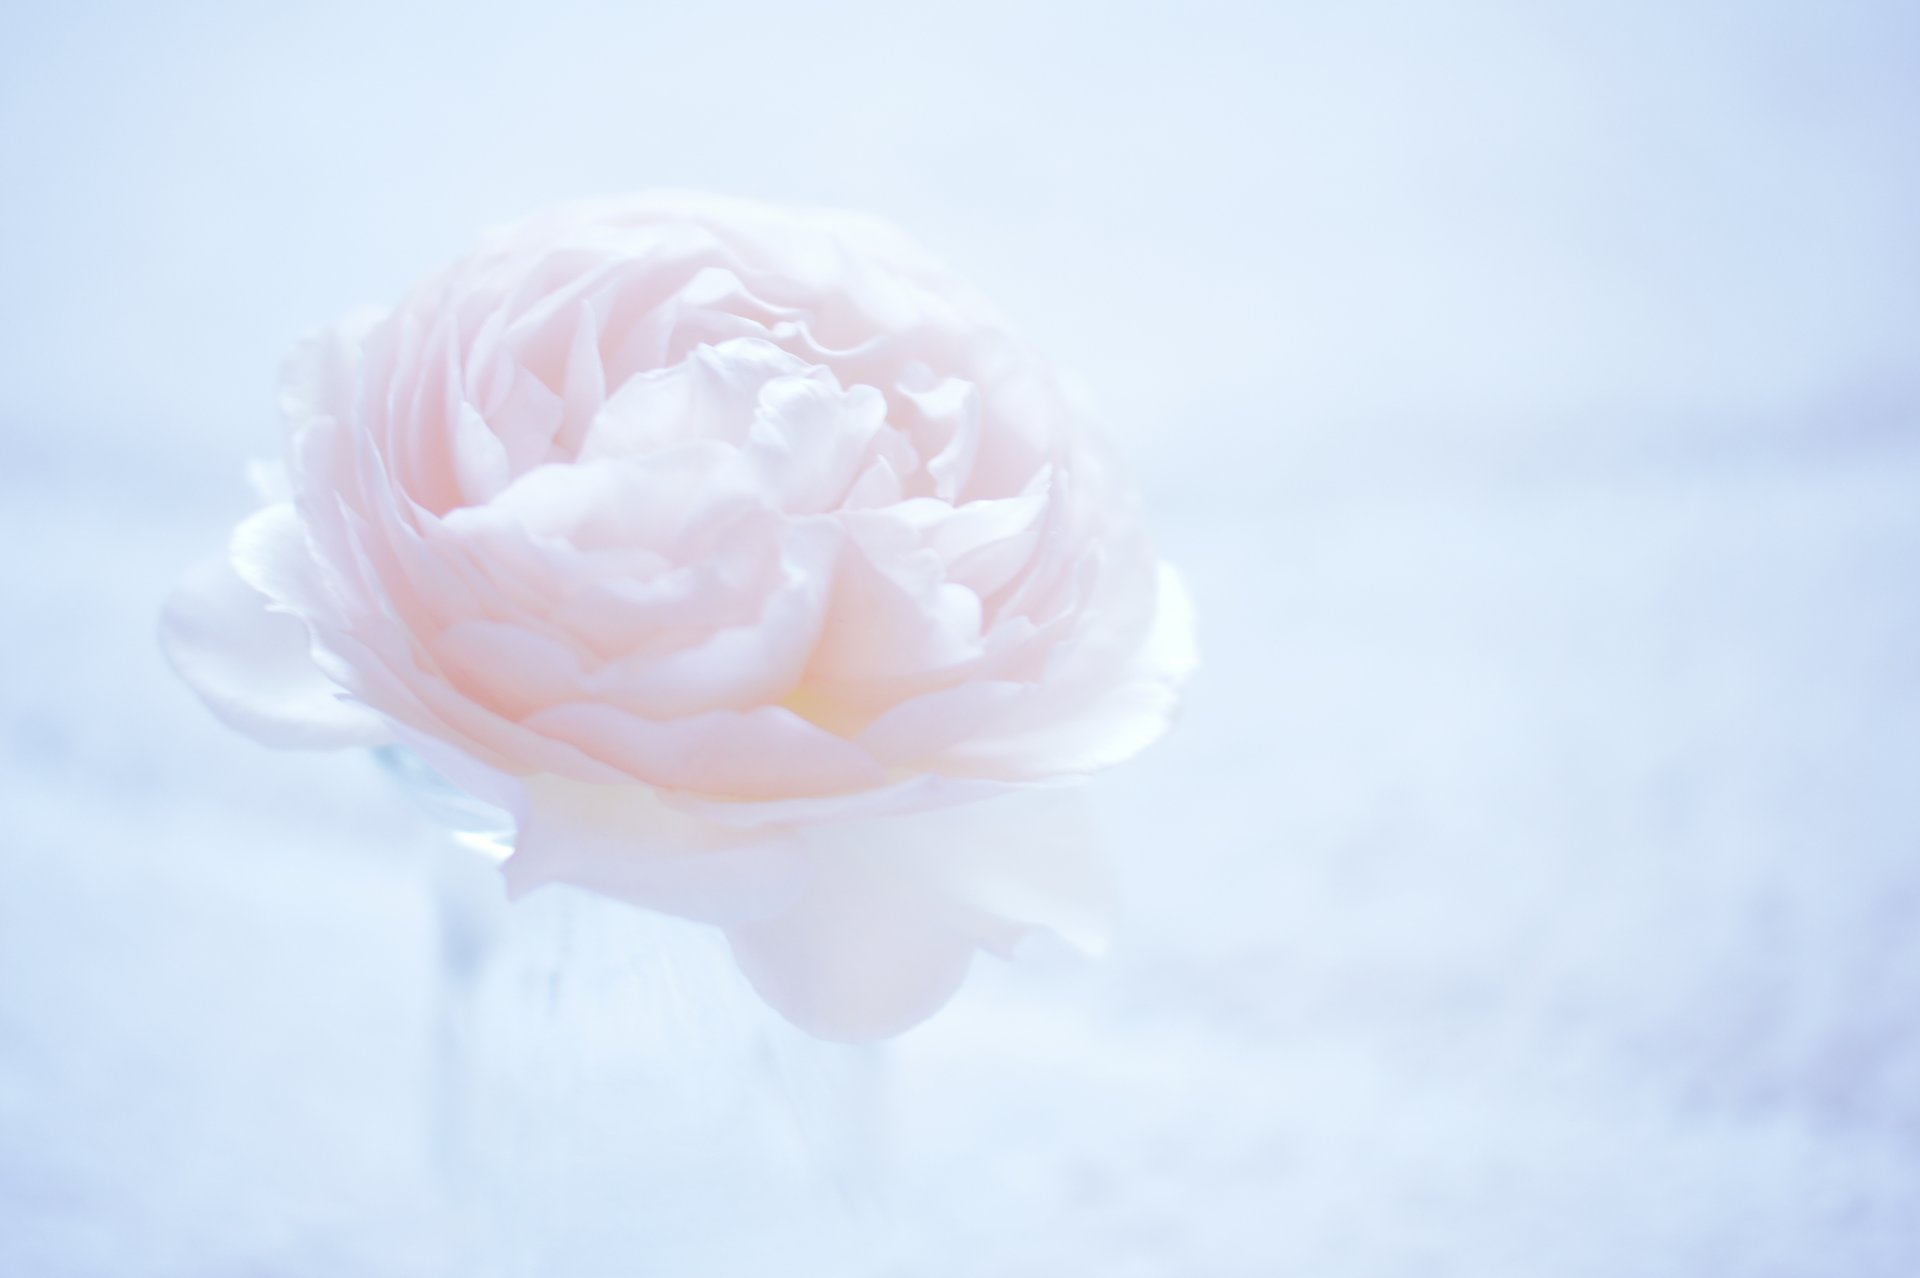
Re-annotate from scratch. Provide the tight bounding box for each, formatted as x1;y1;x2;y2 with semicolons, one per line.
160;551;391;750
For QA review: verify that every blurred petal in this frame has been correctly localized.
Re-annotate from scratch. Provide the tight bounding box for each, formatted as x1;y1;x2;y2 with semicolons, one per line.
725;783;1107;1041
159;552;389;749
724;865;979;1043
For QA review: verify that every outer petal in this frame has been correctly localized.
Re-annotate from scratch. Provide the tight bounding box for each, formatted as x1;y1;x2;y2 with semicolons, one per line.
724;860;979;1043
159;552;390;749
725;783;1108;1041
936;561;1199;778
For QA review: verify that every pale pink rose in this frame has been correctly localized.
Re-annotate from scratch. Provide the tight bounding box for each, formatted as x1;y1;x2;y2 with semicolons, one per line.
162;192;1194;1039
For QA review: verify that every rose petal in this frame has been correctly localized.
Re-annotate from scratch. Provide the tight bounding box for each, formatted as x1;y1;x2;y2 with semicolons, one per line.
725;868;979;1043
936;562;1198;778
806;513;984;698
160;552;389;749
725;783;1106;1041
588;519;839;716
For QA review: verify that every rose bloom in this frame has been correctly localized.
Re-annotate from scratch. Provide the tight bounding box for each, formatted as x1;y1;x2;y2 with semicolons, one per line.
163;192;1194;1038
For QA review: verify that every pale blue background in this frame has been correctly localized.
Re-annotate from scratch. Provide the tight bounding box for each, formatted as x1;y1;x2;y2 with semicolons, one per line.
4;2;1920;1274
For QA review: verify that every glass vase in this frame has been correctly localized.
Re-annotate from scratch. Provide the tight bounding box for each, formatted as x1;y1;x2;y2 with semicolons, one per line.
383;749;892;1277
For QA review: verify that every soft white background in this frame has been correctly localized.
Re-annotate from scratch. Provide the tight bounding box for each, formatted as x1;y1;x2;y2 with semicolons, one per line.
4;2;1919;1274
